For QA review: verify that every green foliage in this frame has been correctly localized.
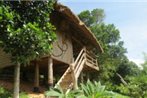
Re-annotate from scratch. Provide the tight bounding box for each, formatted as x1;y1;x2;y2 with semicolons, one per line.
90;23;128;83
113;54;147;98
0;86;12;98
45;85;84;98
19;92;29;98
80;80;112;98
0;0;56;65
78;9;105;27
78;8;145;98
0;1;56;97
78;9;130;85
79;10;136;85
0;86;29;98
80;80;129;98
45;81;129;98
45;86;66;98
5;22;55;64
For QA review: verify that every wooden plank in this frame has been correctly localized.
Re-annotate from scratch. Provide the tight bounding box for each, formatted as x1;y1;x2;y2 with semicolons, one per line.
86;54;97;62
86;59;96;66
85;61;99;71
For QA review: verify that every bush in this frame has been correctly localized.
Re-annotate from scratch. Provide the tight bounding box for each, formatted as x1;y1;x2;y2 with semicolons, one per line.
0;86;12;98
45;80;129;98
0;86;29;98
20;92;29;98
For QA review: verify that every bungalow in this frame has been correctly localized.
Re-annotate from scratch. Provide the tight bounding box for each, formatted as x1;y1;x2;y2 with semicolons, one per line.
0;3;103;93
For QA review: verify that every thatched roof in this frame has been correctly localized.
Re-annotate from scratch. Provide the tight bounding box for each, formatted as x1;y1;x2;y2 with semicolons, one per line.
54;3;103;53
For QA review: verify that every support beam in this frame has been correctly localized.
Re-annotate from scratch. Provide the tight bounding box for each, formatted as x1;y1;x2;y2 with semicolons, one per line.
34;61;40;92
48;57;54;89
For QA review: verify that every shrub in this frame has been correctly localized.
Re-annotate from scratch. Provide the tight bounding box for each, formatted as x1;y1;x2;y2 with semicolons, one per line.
45;80;129;98
0;86;29;98
0;86;12;98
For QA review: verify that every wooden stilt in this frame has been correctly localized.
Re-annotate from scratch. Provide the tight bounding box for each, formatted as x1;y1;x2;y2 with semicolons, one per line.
74;78;78;89
87;72;90;81
48;57;53;89
80;72;84;83
33;61;40;92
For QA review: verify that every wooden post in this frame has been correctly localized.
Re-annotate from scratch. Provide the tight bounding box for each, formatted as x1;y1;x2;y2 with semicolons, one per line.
70;64;78;90
33;61;40;92
74;77;78;90
80;72;84;84
48;57;53;89
87;72;90;81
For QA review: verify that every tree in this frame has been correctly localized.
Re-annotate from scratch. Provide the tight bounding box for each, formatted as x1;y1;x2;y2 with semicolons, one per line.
78;9;142;93
116;54;147;98
79;9;128;83
0;1;56;98
78;7;147;98
78;9;105;27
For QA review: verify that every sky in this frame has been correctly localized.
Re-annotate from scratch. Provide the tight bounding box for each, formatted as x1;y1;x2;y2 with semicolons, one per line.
59;0;147;66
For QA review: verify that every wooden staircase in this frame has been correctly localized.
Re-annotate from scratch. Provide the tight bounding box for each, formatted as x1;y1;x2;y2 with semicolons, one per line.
55;47;99;92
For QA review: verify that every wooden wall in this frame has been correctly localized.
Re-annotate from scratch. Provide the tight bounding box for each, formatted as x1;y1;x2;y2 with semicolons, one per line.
52;31;73;64
0;48;12;68
0;31;74;69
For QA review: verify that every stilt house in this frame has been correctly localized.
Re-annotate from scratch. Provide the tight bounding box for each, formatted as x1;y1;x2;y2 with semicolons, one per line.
0;4;103;92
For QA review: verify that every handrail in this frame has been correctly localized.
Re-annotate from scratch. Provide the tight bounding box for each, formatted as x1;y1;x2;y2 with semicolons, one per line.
75;59;86;79
74;53;85;73
74;48;85;65
74;47;98;78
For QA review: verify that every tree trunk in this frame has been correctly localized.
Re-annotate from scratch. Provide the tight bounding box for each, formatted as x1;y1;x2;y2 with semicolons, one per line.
116;73;127;85
13;63;20;98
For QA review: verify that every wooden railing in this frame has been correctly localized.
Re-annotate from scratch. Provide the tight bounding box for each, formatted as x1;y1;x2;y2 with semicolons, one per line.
74;47;98;78
74;48;86;76
85;49;98;69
